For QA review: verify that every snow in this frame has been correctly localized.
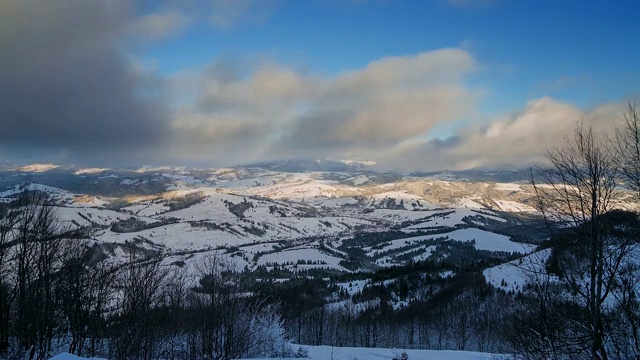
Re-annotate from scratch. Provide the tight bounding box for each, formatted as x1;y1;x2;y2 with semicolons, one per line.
74;168;110;175
256;247;345;270
68;195;108;208
16;163;59;172
337;280;369;296
162;173;206;189
0;185;23;197
48;345;505;360
457;197;485;209
445;228;534;253
0;184;107;208
338;159;377;166
483;249;554;292
239;344;507;360
370;229;533;255
368;190;436;210
122;202;170;216
135;165;179;173
56;207;139;229
326;298;381;314
48;353;106;360
242;173;359;201
349;175;370;185
493;200;536;213
1;169;559;278
494;183;523;192
440;270;454;278
403;209;506;231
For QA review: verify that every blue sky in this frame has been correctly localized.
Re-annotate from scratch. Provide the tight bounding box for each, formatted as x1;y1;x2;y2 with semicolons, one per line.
143;0;640;106
2;0;640;170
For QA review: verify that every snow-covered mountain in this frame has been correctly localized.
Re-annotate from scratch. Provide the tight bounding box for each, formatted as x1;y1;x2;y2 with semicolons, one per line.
5;164;638;359
0;165;546;276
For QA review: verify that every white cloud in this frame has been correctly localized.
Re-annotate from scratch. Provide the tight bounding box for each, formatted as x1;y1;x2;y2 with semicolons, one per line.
209;0;277;30
168;49;480;167
127;9;192;40
388;97;621;172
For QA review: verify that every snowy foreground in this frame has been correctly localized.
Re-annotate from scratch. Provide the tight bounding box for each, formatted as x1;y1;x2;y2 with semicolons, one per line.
49;345;507;360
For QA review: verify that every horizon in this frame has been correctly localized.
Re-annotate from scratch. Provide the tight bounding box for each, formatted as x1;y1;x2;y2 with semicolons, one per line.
2;0;639;172
0;158;535;176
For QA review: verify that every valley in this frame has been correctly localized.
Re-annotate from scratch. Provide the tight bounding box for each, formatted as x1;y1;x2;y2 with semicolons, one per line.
0;165;545;280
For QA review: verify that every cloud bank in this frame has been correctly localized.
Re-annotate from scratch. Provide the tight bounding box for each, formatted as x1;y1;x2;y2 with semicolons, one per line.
0;0;626;171
171;49;480;167
391;97;619;172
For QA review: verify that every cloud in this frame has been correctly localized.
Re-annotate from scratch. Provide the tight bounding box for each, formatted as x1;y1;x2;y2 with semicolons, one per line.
1;1;624;172
388;97;621;172
0;0;170;166
127;9;192;41
209;0;278;30
281;50;476;151
168;49;479;166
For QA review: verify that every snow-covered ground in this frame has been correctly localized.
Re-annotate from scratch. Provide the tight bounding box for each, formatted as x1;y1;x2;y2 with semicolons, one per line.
269;345;508;360
257;246;346;271
48;345;507;360
0;170;546;273
373;228;532;255
493;200;535;213
483;249;555;292
49;354;106;360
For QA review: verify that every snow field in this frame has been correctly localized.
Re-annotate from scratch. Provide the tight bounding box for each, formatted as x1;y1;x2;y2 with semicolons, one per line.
494;183;524;192
368;228;532;257
493;200;536;213
483;249;554;292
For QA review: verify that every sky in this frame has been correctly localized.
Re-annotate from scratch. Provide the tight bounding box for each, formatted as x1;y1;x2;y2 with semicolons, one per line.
2;0;640;172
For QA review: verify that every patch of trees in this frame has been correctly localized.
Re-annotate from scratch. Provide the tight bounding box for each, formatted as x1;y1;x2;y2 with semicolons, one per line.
339;231;430;252
240;224;267;236
188;220;245;236
268;205;288;217
110;216;177;233
0;193;293;360
377;198;405;210
223;198;254;218
166;191;206;211
251;270;509;352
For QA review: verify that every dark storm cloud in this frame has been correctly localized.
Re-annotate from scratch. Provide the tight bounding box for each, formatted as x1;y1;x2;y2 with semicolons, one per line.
0;0;170;165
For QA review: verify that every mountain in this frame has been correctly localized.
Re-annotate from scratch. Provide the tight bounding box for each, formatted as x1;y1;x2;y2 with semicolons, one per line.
4;164;639;358
0;165;547;275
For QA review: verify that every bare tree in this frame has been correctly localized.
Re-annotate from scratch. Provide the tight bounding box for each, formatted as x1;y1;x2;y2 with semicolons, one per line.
614;102;640;199
58;240;117;357
0;199;21;356
112;249;169;360
530;123;636;360
12;193;68;360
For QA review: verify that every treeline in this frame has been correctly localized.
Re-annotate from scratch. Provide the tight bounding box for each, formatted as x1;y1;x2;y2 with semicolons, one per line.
0;193;292;360
253;264;512;354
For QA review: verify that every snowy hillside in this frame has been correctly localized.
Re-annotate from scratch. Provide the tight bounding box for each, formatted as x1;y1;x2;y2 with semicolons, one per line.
6;165;638;360
0;167;546;273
